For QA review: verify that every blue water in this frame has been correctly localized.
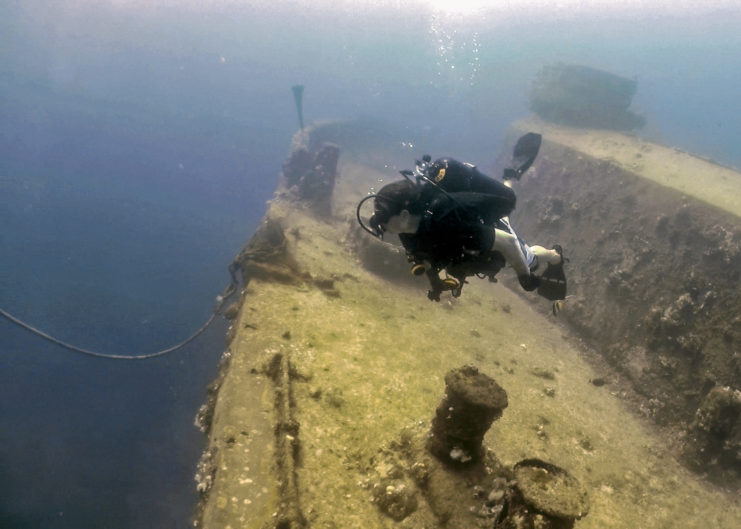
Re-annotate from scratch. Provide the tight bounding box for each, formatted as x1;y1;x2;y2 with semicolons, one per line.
2;1;740;527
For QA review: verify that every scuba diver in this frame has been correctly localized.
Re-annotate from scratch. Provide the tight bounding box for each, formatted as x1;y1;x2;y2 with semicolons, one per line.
356;133;567;302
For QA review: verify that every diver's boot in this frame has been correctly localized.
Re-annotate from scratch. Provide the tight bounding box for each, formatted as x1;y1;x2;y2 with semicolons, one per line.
518;272;541;292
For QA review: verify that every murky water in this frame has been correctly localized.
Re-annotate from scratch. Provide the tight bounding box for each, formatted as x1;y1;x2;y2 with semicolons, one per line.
2;1;740;527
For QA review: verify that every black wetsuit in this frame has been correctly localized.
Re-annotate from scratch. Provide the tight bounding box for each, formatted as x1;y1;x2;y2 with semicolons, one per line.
399;159;516;269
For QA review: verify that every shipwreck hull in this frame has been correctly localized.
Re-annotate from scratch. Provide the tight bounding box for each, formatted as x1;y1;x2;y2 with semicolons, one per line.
193;120;741;529
507;119;741;482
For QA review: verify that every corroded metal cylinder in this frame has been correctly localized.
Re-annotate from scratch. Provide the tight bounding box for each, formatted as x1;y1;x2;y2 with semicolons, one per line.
427;365;508;464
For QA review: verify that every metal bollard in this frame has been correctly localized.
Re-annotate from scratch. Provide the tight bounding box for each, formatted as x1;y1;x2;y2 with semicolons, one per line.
427;365;508;464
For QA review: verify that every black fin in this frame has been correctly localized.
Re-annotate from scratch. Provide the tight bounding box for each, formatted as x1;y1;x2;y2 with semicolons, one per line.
510;132;542;177
537;261;567;301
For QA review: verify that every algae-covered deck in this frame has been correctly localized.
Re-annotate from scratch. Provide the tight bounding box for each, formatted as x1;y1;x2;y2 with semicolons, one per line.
514;117;741;217
195;125;740;529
